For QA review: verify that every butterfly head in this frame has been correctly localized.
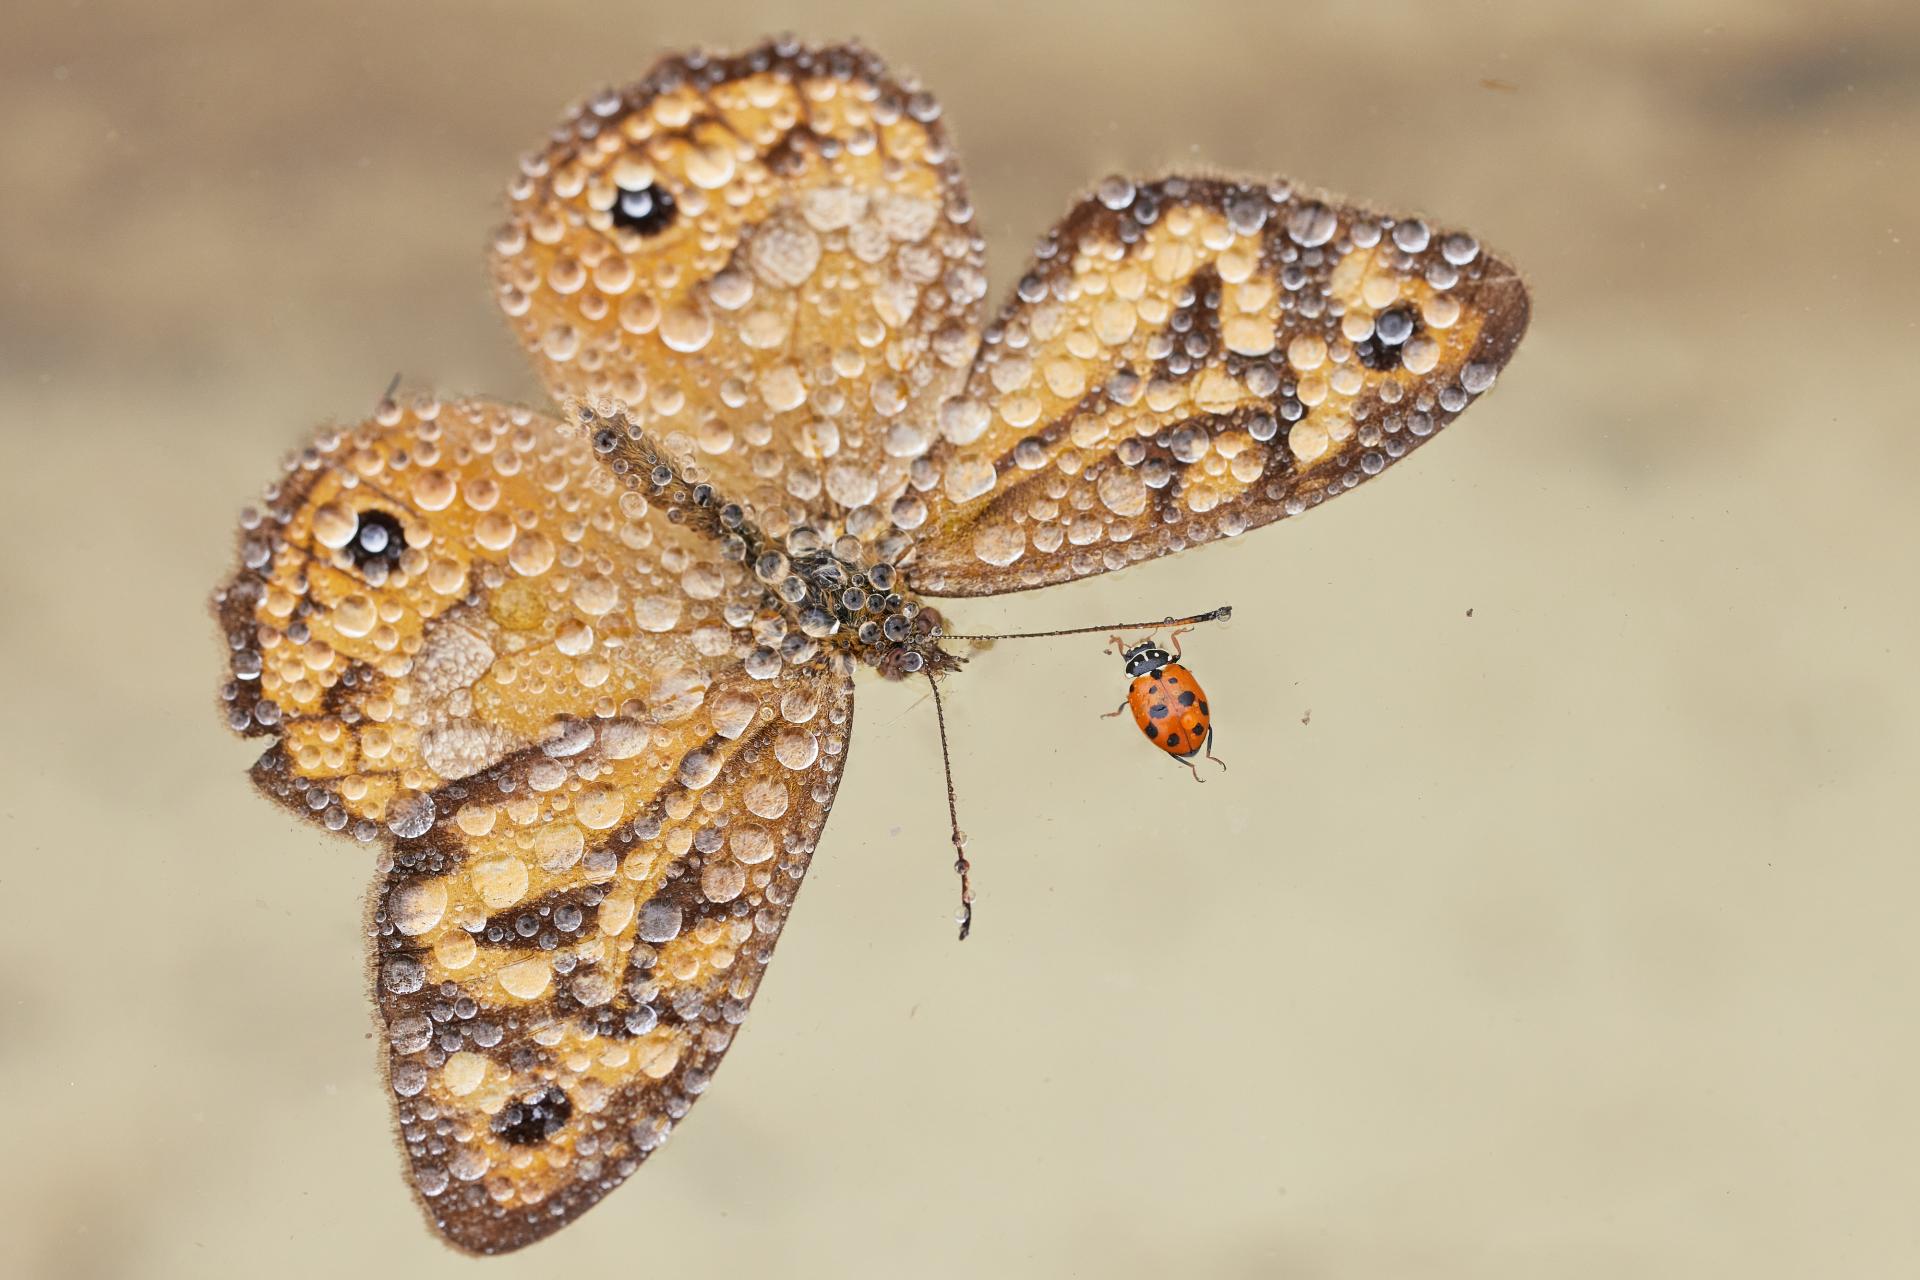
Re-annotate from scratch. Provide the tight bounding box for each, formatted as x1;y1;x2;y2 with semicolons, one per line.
1122;641;1171;677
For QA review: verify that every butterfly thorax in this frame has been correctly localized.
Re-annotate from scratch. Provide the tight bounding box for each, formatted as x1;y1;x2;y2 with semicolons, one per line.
585;402;955;681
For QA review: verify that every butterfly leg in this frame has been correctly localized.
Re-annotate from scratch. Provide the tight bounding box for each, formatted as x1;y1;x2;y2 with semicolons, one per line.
926;671;975;941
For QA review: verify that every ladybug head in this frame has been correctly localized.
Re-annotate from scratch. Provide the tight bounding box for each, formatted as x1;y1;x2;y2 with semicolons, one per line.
1121;640;1170;677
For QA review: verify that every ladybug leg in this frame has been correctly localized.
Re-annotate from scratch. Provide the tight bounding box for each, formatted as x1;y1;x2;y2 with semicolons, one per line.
1104;633;1129;656
1100;699;1130;719
1168;625;1195;660
1177;755;1206;783
1204;733;1228;772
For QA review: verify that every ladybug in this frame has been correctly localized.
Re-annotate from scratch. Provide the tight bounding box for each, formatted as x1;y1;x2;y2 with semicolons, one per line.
1104;625;1226;781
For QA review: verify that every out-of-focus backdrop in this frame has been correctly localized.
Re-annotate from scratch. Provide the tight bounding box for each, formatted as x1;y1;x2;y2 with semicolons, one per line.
5;1;1916;1276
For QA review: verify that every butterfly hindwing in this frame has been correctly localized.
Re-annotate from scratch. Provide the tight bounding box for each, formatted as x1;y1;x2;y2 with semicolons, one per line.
492;40;987;538
373;662;852;1253
900;176;1530;596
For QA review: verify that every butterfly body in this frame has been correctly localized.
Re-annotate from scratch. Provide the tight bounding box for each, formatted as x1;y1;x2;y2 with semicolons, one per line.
210;37;1527;1253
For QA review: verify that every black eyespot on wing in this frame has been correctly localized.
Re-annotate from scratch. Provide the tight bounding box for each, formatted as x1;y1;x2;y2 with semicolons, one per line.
348;510;407;571
1356;303;1422;371
612;182;677;236
495;1086;572;1146
1177;690;1196;706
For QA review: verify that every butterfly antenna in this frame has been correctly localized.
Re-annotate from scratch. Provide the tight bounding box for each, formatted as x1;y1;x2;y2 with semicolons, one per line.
938;604;1232;643
924;670;972;941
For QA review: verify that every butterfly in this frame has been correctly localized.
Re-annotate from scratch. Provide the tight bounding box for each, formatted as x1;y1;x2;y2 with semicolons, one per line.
210;38;1528;1254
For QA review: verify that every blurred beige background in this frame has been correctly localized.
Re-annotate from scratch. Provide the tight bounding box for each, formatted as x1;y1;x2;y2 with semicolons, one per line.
4;0;1917;1276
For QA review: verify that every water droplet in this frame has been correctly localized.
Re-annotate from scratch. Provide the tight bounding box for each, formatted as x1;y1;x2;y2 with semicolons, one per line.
943;457;996;503
1097;175;1136;210
774;730;819;770
744;777;789;820
508;531;556;576
387;792;435;839
1391;219;1431;253
748;213;823;288
470;854;529;909
575;788;625;830
638;902;683;943
389;879;447;936
972;522;1025;566
1097;466;1149;516
1286;202;1338;247
702;860;746;903
497;956;552;1000
633;594;682;632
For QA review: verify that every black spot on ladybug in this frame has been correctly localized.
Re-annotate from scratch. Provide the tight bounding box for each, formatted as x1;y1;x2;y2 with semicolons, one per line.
612;182;677;236
1149;668;1164;679
496;1086;572;1145
1149;704;1169;719
1167;674;1179;685
348;510;406;571
1177;690;1196;706
1145;723;1159;740
1166;732;1181;748
1200;701;1210;715
1193;724;1206;739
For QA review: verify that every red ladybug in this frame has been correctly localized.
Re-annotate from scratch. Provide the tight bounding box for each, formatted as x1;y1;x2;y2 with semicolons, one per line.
1105;626;1226;781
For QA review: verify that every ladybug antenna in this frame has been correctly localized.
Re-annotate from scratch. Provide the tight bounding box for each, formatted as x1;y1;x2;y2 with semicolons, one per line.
937;604;1232;644
924;670;972;940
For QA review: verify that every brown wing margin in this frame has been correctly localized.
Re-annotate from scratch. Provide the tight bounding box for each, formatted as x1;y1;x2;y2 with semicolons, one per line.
900;175;1531;596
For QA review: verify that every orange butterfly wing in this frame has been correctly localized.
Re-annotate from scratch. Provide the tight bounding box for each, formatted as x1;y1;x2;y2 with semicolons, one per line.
899;177;1530;596
490;41;986;538
214;395;854;1252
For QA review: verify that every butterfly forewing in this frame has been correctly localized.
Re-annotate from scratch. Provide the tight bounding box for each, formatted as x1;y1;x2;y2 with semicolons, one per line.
900;177;1530;596
492;42;987;536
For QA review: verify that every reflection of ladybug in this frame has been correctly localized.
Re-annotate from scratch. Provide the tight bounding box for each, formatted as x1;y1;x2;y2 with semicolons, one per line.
1105;626;1227;781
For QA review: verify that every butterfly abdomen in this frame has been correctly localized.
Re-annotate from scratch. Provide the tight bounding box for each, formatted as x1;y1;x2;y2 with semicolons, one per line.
1127;662;1211;759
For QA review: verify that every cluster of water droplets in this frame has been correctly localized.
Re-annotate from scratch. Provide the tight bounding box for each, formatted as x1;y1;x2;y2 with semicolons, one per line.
490;38;988;563
904;174;1515;592
368;664;852;1234
209;381;886;1243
